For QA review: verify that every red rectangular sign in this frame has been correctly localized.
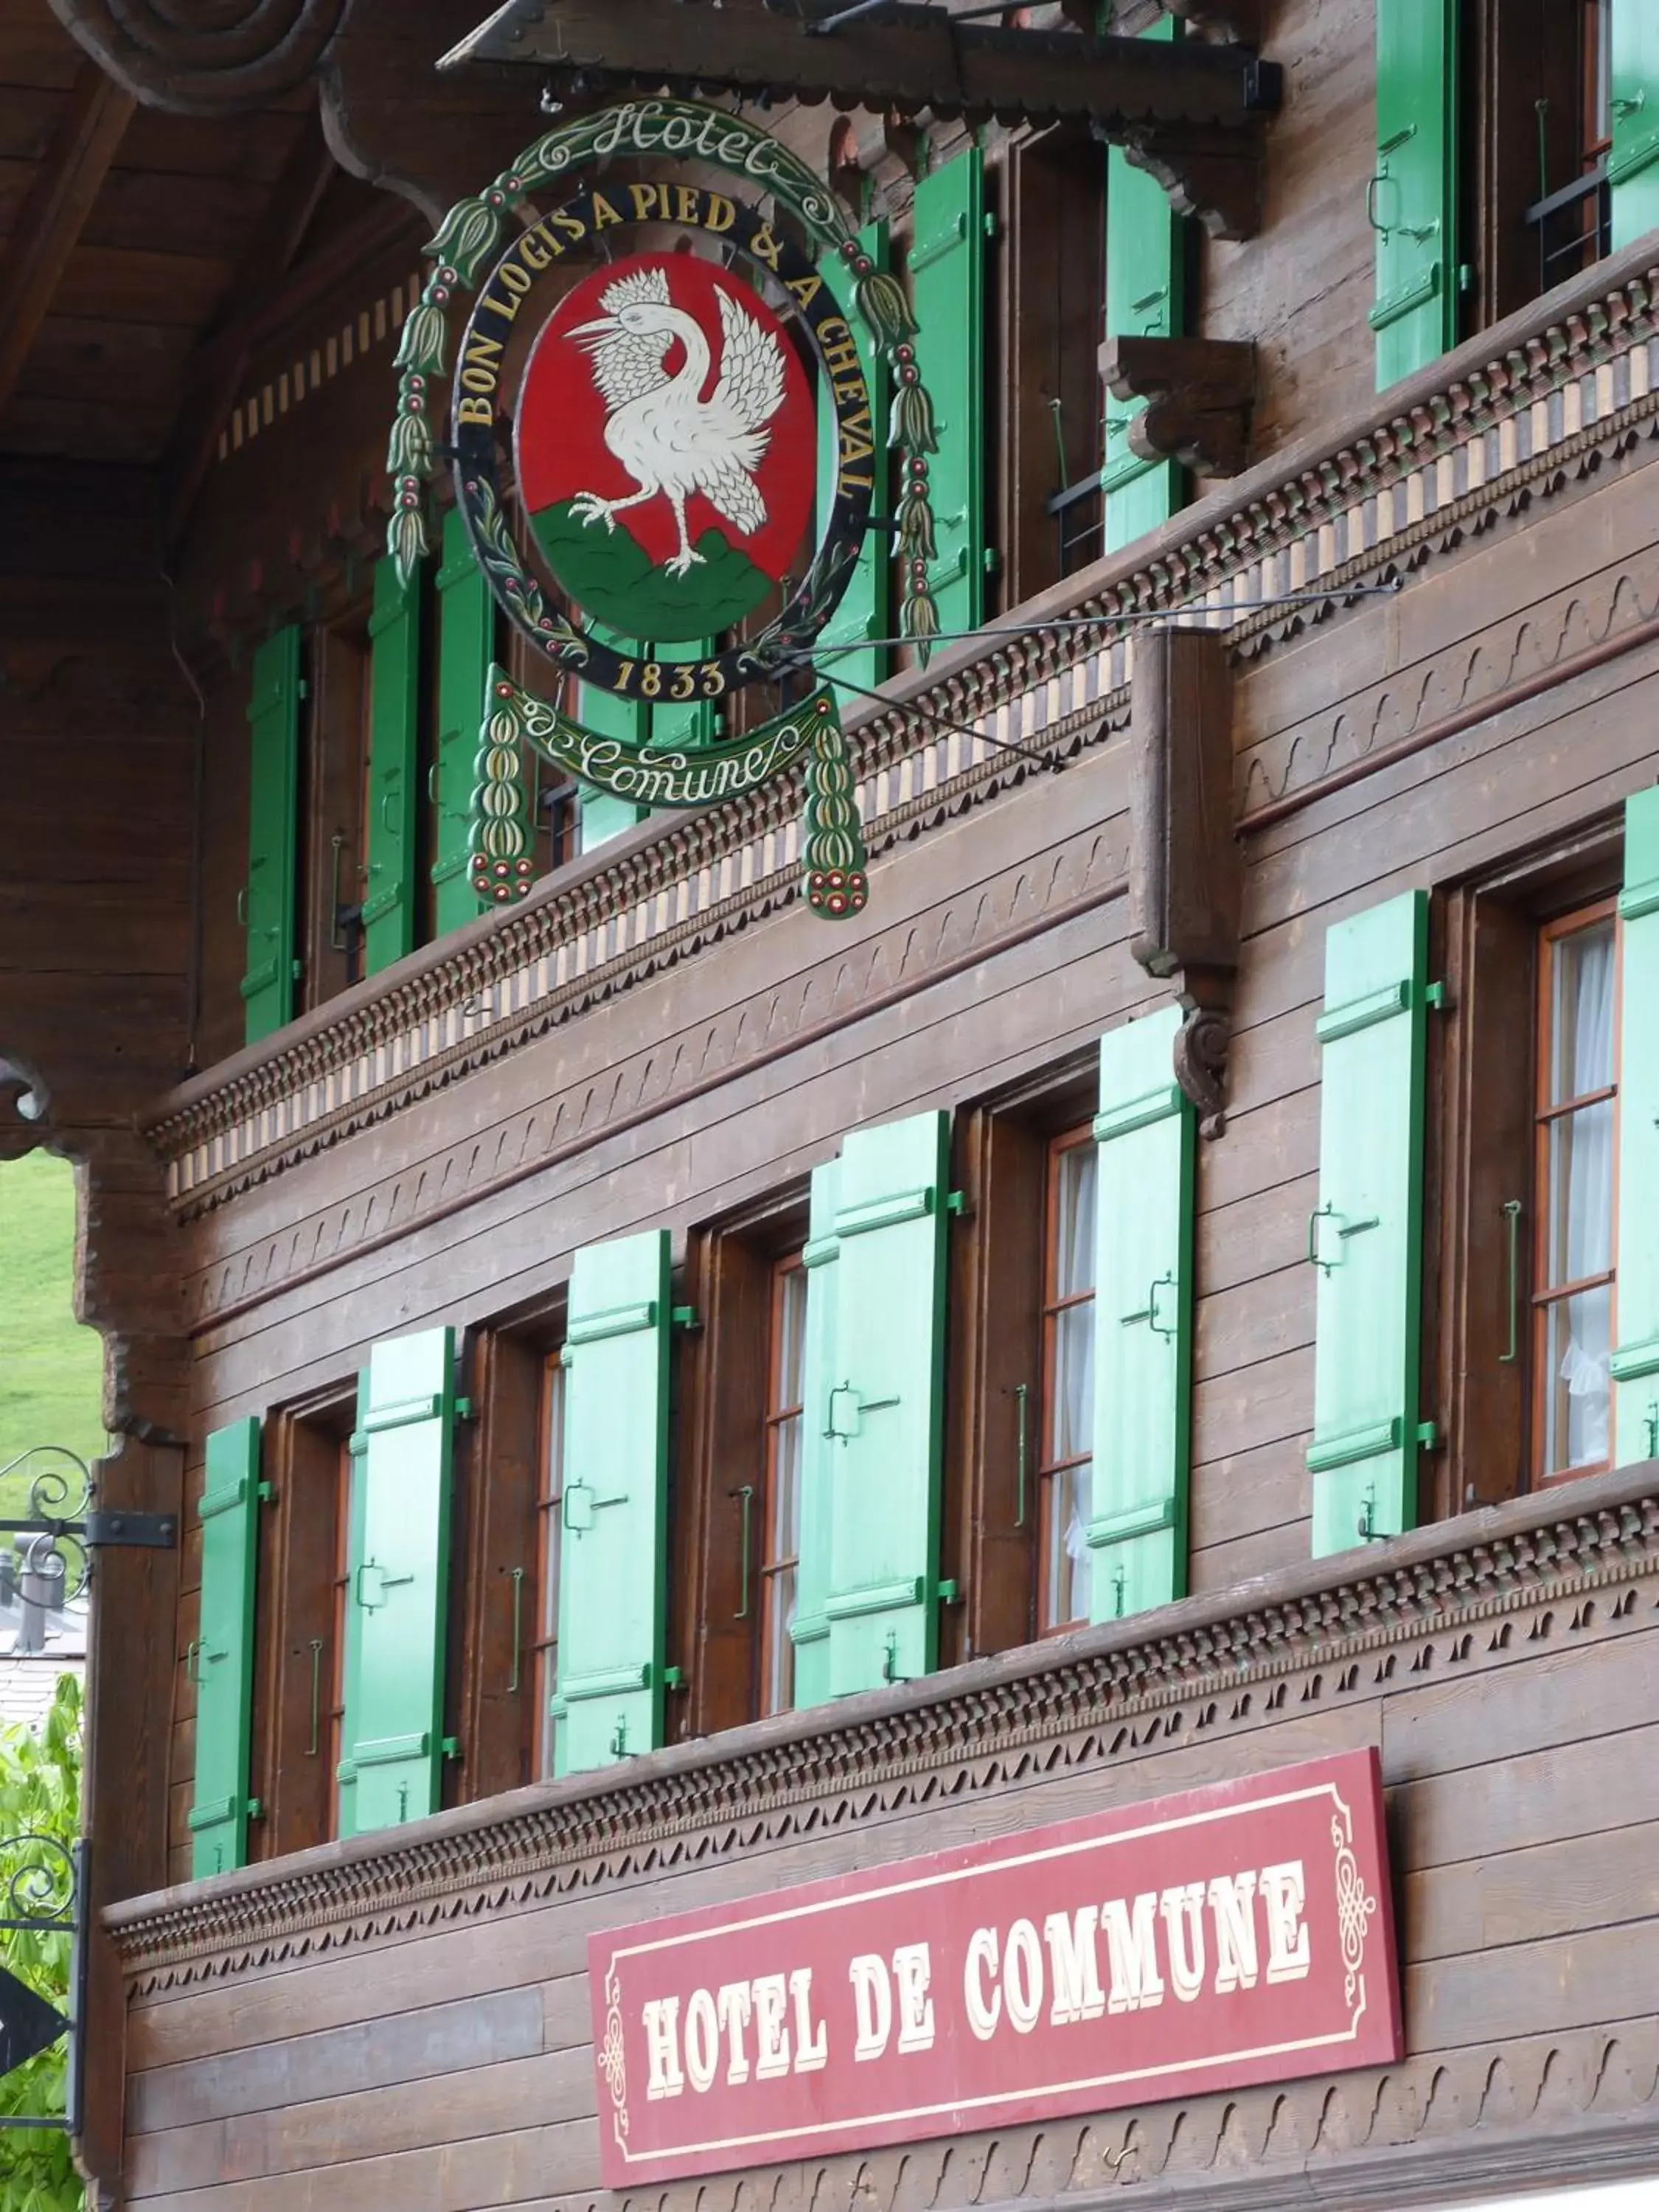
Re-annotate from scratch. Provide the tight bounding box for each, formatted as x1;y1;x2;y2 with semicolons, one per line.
588;1750;1402;2184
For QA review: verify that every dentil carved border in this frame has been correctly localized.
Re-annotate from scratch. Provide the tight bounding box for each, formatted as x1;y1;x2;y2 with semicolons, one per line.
108;1466;1659;1987
142;252;1659;1205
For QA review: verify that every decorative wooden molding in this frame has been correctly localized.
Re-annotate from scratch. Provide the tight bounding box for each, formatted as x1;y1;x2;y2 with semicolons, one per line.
1128;625;1238;1137
45;0;345;114
1102;333;1256;476
444;1;1280;240
0;62;134;418
104;1462;1659;1983
149;245;1659;1212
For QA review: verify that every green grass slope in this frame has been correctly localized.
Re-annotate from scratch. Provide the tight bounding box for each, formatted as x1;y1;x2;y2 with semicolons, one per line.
0;1155;106;1506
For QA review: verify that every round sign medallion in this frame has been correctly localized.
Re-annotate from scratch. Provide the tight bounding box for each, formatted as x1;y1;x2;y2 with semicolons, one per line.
515;253;815;641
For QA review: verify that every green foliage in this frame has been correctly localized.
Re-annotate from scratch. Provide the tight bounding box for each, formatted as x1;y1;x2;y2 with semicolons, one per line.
0;1158;105;1513
0;1675;83;2211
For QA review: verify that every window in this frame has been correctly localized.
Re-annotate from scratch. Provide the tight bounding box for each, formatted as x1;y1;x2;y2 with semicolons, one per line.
1533;901;1618;1481
759;1256;807;1714
1432;842;1630;1520
532;1349;565;1776
327;1433;355;1835
1038;1129;1096;1632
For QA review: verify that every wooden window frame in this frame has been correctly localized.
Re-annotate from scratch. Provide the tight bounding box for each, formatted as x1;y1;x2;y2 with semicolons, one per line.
532;1349;566;1777
246;1382;358;1861
1431;828;1622;1522
946;1053;1097;1666
1530;895;1620;1486
678;1189;809;1741
759;1253;807;1718
1036;1123;1096;1637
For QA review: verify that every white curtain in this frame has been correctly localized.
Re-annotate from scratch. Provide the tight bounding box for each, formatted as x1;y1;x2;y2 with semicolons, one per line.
1559;928;1615;1467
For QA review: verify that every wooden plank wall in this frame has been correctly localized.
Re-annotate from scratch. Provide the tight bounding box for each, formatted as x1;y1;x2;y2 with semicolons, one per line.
164;426;1659;1874
118;1562;1659;2205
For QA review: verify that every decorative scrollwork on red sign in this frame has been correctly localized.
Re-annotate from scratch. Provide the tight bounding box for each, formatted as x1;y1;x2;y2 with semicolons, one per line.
46;0;346;114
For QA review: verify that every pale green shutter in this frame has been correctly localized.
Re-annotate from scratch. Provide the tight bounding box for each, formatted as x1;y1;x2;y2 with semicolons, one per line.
362;555;423;973
1611;787;1659;1461
431;506;491;936
337;1328;458;1837
1307;891;1433;1554
824;1111;950;1694
650;639;717;752
909;149;987;639
818;222;891;699
187;1418;263;1879
577;625;648;852
1371;0;1459;389
240;627;302;1045
1088;1006;1196;1621
553;1230;672;1773
1611;8;1659;250
789;1160;840;1709
1102;18;1186;554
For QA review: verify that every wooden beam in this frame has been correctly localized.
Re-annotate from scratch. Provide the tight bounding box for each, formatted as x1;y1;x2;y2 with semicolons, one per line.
445;0;1279;234
0;61;134;418
162;111;341;547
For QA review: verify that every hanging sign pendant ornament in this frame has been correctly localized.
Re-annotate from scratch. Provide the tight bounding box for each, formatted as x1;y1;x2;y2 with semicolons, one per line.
385;99;947;922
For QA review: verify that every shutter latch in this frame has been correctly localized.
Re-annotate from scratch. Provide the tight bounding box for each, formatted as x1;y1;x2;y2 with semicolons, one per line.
825;1382;900;1440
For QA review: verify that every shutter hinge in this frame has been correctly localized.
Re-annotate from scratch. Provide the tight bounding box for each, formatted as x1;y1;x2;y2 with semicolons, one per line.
936;1579;963;1604
983;209;998;241
983;546;1001;576
1425;981;1448;1011
291;959;304;982
83;1511;178;1549
946;1189;969;1216
442;1736;461;1759
672;1305;701;1332
257;1482;275;1504
455;1397;474;1421
1416;1420;1440;1449
248;1798;264;1820
663;1666;687;1690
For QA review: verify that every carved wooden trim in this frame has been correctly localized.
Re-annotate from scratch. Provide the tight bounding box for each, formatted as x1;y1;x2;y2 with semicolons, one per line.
145;253;1659;1207
46;0;346;114
105;1463;1659;1981
1102;334;1256;476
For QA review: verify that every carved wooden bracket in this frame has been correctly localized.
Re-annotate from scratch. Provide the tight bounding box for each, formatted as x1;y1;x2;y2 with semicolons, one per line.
1101;334;1257;476
828;111;922;215
1128;625;1239;1138
46;0;348;114
449;1;1282;240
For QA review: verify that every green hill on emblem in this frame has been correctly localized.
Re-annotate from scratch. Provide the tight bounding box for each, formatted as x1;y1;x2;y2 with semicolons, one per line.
532;501;773;637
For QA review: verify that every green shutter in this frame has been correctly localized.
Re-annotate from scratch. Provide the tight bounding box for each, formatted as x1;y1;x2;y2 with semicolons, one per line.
1370;0;1458;389
822;1110;950;1695
1307;891;1433;1554
577;625;648;852
1611;787;1659;1462
240;627;302;1046
552;1230;672;1773
1610;7;1659;250
818;222;891;700
187;1418;263;1879
336;1328;458;1837
1103;18;1186;554
431;506;491;936
362;555;423;973
649;639;717;753
789;1160;841;1709
1088;1006;1196;1621
909;148;987;639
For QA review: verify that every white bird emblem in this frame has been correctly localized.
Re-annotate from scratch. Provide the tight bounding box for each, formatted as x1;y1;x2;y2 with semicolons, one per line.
566;265;788;578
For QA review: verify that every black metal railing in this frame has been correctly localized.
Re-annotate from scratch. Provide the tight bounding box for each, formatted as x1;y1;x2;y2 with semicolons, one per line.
1523;158;1612;299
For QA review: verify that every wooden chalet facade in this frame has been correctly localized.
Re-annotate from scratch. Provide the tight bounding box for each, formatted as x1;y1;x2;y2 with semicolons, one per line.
3;0;1659;2203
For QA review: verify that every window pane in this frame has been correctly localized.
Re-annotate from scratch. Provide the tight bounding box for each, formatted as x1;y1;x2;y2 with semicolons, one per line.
1054;1143;1097;1301
776;1265;807;1409
1543;1283;1612;1474
1051;1301;1094;1465
1546;1097;1615;1287
1044;1461;1091;1629
765;1562;797;1714
1549;919;1615;1104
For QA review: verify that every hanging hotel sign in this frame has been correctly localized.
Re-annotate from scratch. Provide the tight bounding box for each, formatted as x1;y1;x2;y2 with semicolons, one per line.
386;101;947;920
587;1750;1401;2185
